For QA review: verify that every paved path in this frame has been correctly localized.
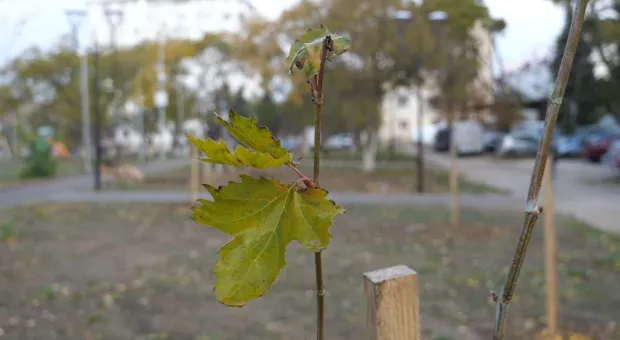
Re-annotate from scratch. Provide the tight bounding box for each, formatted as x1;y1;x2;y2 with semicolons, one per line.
424;151;620;234
0;159;189;208
45;190;519;209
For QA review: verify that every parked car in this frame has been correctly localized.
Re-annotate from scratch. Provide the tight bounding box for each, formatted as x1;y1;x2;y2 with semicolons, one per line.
496;133;540;158
556;134;583;158
483;130;505;153
583;131;620;163
325;134;353;150
496;129;560;158
452;120;485;156
433;126;451;152
279;137;298;151
602;139;620;171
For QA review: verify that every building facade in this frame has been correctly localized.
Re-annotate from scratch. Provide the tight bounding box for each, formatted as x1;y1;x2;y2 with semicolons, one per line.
378;19;495;147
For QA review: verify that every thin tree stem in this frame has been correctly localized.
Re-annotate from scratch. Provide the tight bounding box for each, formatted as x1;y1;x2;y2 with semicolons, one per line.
313;36;331;340
492;1;589;339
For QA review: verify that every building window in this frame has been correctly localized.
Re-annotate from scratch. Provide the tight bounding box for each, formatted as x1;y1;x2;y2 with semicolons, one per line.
397;94;408;107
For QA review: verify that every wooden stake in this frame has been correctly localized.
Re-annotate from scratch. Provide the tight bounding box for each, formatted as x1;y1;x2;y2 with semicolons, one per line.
202;161;211;184
543;156;558;335
364;265;420;340
190;145;199;202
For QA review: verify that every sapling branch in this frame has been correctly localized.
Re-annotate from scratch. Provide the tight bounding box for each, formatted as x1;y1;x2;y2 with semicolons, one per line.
285;26;349;339
492;1;589;339
311;35;332;340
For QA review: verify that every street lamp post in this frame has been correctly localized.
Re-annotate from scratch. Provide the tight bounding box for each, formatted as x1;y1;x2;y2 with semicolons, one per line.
154;30;169;161
103;5;124;162
172;57;184;154
137;90;146;163
93;36;103;191
175;79;184;154
218;84;230;144
65;9;92;174
391;7;448;194
135;0;148;163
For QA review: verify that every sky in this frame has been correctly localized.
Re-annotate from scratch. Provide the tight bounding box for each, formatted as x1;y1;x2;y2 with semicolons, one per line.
0;0;565;73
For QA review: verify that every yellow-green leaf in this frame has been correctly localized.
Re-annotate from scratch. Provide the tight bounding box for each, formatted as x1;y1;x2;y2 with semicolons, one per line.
192;175;345;306
216;110;290;160
188;136;290;169
286;25;352;78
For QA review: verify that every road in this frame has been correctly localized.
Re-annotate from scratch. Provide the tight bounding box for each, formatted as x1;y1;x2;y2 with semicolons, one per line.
425;151;619;234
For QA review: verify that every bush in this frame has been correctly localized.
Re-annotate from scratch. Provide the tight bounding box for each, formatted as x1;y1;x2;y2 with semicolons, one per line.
18;138;58;180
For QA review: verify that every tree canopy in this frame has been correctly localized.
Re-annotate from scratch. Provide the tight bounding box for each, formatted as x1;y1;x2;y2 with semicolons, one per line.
0;0;508;150
232;0;502;141
0;32;227;147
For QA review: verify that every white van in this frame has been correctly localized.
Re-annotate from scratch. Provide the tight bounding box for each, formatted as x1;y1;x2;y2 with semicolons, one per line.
452;120;485;156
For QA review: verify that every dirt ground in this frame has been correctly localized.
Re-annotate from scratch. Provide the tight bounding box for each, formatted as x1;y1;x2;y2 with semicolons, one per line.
103;164;505;195
0;202;618;340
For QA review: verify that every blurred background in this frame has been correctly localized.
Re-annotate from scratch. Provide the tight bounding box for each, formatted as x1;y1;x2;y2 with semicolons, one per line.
0;0;619;339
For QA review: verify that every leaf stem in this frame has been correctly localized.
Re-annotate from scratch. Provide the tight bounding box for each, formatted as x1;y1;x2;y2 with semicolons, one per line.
312;35;332;340
286;162;308;179
492;1;589;339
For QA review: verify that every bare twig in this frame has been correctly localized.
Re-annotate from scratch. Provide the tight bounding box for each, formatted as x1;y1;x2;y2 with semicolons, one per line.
492;1;589;339
312;35;333;340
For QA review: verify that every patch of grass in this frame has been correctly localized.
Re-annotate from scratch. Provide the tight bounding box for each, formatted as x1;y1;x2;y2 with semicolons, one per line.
305;149;417;162
103;164;507;195
0;202;617;339
0;158;84;188
0;220;18;243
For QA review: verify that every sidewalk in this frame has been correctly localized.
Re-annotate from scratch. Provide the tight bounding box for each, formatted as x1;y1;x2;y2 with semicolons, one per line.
424;152;619;234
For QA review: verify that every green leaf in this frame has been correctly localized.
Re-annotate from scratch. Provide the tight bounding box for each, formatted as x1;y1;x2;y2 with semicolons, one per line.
188;136;290;169
192;175;345;306
216;110;291;161
331;34;353;55
286;25;352;78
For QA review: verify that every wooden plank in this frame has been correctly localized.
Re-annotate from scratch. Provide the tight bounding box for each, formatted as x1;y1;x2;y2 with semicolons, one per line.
364;265;420;340
543;156;558;335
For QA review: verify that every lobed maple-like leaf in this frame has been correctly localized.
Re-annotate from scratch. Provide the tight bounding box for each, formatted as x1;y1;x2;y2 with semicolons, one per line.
187;135;290;169
216;110;291;161
286;25;352;78
192;175;345;306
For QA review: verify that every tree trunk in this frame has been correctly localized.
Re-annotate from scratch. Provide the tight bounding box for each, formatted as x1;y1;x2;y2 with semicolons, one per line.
298;133;309;155
448;108;459;227
362;129;378;173
353;129;362;154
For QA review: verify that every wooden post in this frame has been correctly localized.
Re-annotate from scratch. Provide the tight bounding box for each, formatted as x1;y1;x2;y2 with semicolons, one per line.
364;265;420;340
543;156;558;335
190;145;199;202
